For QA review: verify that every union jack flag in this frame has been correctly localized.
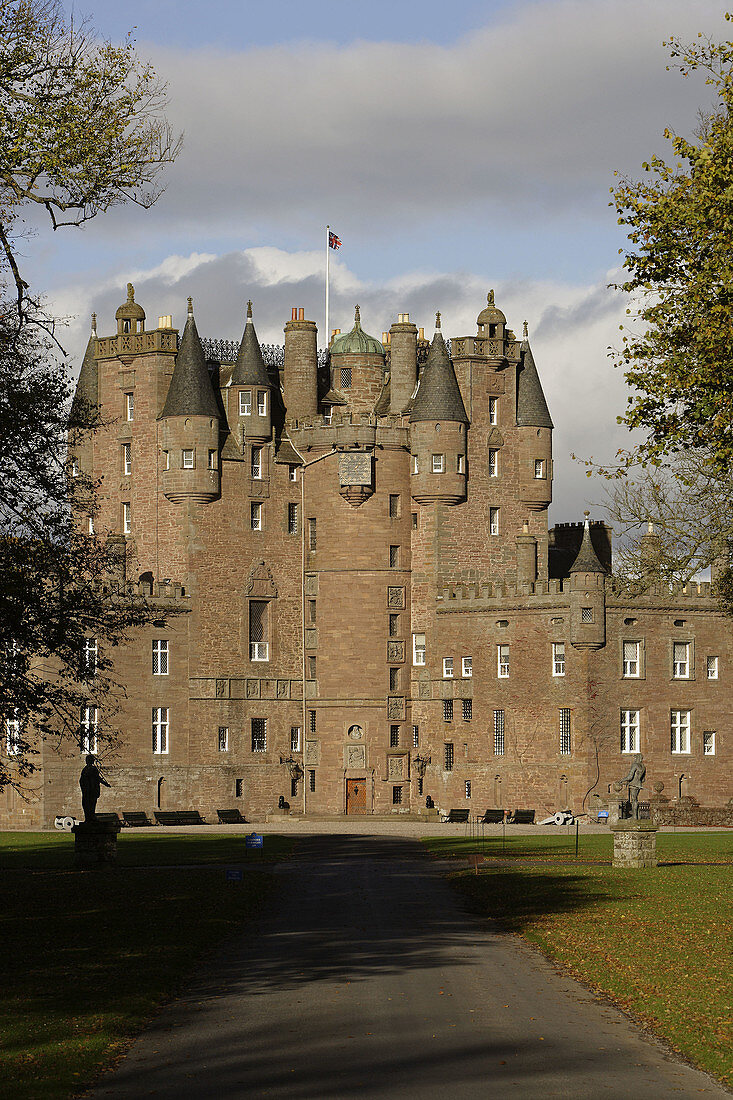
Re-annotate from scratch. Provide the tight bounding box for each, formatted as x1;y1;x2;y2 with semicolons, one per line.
329;231;341;250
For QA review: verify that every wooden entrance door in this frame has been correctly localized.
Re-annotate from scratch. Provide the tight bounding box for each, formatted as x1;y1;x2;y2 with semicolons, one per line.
346;778;367;815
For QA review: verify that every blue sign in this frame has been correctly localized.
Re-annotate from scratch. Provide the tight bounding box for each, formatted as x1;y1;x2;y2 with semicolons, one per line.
245;832;264;850
597;811;609;819
225;868;243;882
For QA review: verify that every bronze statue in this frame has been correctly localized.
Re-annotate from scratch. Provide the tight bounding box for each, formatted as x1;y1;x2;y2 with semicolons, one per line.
620;753;646;819
79;754;111;821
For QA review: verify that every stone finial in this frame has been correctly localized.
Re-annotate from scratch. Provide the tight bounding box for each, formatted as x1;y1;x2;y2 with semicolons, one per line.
584;510;590;524
247;299;253;319
488;289;494;304
523;520;529;534
435;311;441;330
91;312;97;335
523;320;529;339
187;296;194;316
354;304;361;324
127;283;134;301
647;520;655;534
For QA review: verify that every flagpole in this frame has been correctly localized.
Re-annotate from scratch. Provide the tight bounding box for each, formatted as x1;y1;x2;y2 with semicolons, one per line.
325;224;330;351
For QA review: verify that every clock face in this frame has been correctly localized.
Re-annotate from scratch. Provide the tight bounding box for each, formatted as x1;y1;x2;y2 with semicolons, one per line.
347;724;363;740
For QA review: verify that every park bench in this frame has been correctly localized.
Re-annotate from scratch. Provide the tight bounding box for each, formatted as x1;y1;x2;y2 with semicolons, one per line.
154;810;209;826
217;808;247;825
479;808;505;824
507;809;535;824
94;812;122;826
122;811;153;827
442;808;470;823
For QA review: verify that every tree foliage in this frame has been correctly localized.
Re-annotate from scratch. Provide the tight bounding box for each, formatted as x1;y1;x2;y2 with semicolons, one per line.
611;17;733;471
0;0;181;318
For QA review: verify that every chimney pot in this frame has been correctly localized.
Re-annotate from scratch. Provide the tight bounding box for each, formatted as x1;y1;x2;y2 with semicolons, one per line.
298;307;305;321
291;307;298;321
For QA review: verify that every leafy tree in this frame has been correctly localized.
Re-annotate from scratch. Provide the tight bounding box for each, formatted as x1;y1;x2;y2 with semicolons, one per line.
0;1;181;792
611;17;733;471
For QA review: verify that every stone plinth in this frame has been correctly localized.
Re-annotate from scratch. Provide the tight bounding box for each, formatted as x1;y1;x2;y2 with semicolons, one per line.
610;821;658;868
606;798;626;826
72;819;121;869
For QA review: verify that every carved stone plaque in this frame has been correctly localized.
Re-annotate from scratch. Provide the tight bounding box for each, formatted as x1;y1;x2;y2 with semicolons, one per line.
387;755;404;778
347;724;363;740
387;586;405;609
277;680;290;699
418;681;431;699
346;745;365;769
387;696;405;720
304;740;319;765
339;452;372;486
246;679;260;698
262;679;276;699
387;640;405;663
215;679;228;698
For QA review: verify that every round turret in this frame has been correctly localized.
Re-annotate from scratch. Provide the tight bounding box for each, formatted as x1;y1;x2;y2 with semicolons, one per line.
328;305;385;417
230;300;272;444
115;283;146;335
330;305;384;356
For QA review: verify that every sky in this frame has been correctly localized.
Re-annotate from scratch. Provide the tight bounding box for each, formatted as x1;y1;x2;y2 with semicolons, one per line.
32;0;731;521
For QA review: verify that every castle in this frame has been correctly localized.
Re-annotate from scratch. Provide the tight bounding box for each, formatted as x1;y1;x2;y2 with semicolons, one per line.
2;284;730;826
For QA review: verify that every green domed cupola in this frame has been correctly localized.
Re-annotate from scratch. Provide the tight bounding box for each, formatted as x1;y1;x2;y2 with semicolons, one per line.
331;305;384;356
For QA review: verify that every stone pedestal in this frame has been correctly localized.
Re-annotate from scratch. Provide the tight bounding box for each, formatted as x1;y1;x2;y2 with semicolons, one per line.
72;819;121;868
606;798;626;826
610;821;658;868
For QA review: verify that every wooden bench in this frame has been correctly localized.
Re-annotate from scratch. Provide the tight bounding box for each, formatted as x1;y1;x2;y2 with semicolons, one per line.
122;811;153;827
217;808;247;825
442;808;470;823
506;809;535;824
480;808;505;824
94;812;122;826
154;811;208;826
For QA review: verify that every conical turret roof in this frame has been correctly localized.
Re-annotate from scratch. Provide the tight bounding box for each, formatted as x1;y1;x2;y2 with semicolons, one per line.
69;315;99;428
569;516;607;574
230;301;270;388
160;299;220;419
516;331;552;429
410;315;468;424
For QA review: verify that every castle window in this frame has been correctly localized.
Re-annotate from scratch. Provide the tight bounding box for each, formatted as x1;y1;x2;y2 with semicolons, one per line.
622;641;640;677
444;742;454;770
289;465;298;482
251;446;262;479
308;769;316;792
249;600;269;661
671;710;690;754
291;726;301;752
70;457;79;477
412;724;419;747
88;516;94;535
457;454;465;474
235;779;244;798
413;633;426;665
488;449;498;477
389;494;400;518
163;450;170;470
493;709;505;755
389;613;399;637
462;656;472;678
122;443;132;476
390;667;399;690
122;502;131;535
5;714;20;756
390;725;400;748
182;449;195;469
673;642;690;679
251;501;262;530
309;710;316;733
534;459;545;479
707;655;719;679
462;699;472;721
152;707;168;754
257;391;267;416
443;699;453;722
323;406;332;425
308;599;317;624
432;454;444;473
443;657;454;679
464;780;472;799
208;450;218;470
251;718;267;753
490;508;499;535
218;726;229;752
125;392;134;421
389;545;399;567
581;607;593;624
559;708;572;755
308;656;316;680
552;642;565;677
497;644;510;678
308;518;316;550
489;396;498;425
703;730;716;755
392;785;403;805
81;638;98;677
239;390;251;416
620;709;639;753
152;639;169;676
122;319;131;334
412;455;419;474
288;502;299;535
340;367;352;389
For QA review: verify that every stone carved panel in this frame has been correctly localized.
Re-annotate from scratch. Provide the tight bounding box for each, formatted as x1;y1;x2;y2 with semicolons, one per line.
418;681;431;699
387;696;405;720
387;586;405;609
277;680;290;699
262;679;276;699
304;573;318;596
216;679;228;698
339;452;372;486
246;561;277;598
387;640;405;663
305;628;318;649
246;679;260;699
304;740;319;765
387;755;404;778
345;745;366;769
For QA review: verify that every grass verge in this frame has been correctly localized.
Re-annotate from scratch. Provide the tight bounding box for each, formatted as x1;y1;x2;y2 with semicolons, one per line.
0;831;293;1100
422;832;732;1086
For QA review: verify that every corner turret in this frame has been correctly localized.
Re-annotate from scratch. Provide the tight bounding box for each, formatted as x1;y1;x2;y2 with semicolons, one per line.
68;315;99;491
569;513;607;649
516;323;553;511
159;298;221;504
328;305;385;418
409;314;468;505
229;301;272;444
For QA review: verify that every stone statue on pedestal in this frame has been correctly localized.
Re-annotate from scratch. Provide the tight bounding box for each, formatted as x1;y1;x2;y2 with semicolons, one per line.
619;753;646;820
79;754;111;822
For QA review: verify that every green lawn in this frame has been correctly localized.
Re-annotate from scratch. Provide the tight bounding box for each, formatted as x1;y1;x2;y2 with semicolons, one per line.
423;831;733;1086
0;831;293;1100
